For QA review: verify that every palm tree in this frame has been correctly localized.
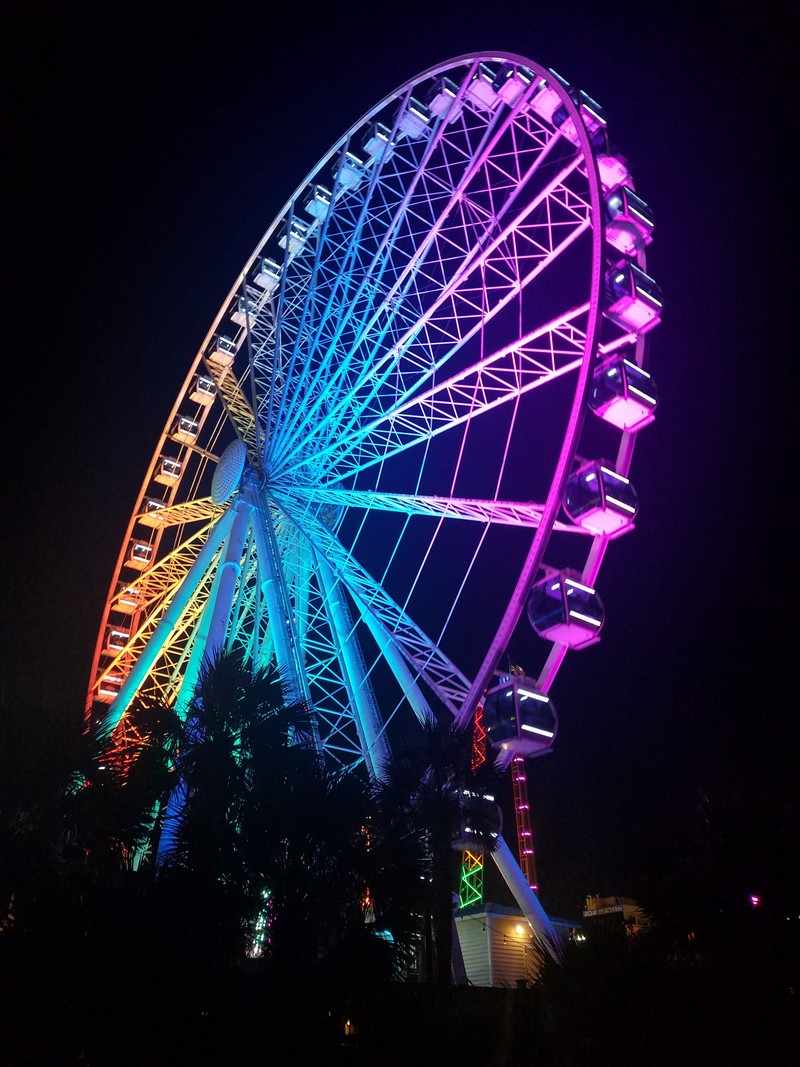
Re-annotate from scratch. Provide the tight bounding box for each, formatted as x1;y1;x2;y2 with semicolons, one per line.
1;691;186;1060
158;650;376;974
0;694;85;948
62;696;183;874
370;713;502;986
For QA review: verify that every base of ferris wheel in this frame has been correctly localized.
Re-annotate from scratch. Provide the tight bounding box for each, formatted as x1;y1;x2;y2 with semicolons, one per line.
364;671;570;986
451;835;569;988
453;671;567;985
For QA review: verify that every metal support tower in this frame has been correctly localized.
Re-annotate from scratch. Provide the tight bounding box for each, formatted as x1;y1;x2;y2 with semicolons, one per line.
511;755;539;895
459;702;486;908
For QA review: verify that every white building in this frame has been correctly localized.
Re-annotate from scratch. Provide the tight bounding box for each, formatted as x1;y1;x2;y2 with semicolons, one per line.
455;902;575;987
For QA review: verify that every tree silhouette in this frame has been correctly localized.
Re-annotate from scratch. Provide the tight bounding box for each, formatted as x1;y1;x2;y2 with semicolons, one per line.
370;714;502;985
157;650;376;976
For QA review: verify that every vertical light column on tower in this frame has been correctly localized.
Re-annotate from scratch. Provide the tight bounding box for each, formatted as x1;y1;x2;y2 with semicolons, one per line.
511;755;538;895
459;702;487;908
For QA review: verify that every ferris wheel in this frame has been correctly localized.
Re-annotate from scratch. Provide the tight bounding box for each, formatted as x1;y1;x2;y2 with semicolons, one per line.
86;54;660;911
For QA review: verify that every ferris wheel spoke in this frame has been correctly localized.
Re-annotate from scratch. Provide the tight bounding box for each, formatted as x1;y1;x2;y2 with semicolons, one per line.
274;169;589;473
275;505;439;747
279;484;586;535
296;605;380;768
277;496;471;714
95;507;238;739
336;557;468;716
251;502;389;769
237;290;282;458
200;358;261;462
268;64;504;450
246;493;315;710
100;570;209;698
104;517;224;625
136;497;223;530
278;305;587;486
309;552;444;734
225;549;267;662
103;513;276;720
269;96;578;470
273;170;590;475
313;553;391;777
266;187;422;458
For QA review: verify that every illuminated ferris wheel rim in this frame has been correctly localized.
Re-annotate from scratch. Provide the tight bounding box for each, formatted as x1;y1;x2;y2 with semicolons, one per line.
87;52;660;784
206;53;603;363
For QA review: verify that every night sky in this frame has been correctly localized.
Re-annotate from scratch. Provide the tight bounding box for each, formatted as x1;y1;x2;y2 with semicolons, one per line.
4;0;796;918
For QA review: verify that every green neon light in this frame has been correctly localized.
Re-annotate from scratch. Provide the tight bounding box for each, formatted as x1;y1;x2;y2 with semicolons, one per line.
459;851;484;908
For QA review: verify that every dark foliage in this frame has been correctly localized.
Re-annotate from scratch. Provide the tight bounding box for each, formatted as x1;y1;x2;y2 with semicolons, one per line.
1;669;797;1065
369;714;503;985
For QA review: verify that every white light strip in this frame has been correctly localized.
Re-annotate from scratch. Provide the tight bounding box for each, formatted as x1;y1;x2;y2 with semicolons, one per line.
521;724;554;737
599;466;629;485
605;495;636;513
564;578;595;595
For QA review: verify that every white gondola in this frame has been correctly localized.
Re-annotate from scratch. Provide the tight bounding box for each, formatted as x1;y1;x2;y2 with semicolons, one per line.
171;415;198;444
334;150;367;191
127;540;153;571
362;124;395;162
278;218;311;256
604;262;663;335
396;97;431;138
115;585;141;614
104;627;130;653
491;63;534;107
564;461;638;536
426;78;463;123
529;69;570;124
207;334;237;367
527;572;604;648
605;187;655;257
304;183;332;219
553;89;607;146
154;455;182;485
254;257;281;294
465;63;500;112
589;352;658;431
189;374;216;406
482;675;558;765
138;496;167;528
97;674;123;702
596;150;631;192
231;295;258;328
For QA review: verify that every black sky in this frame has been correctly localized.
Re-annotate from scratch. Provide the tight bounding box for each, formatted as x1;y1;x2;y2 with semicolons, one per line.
3;0;797;917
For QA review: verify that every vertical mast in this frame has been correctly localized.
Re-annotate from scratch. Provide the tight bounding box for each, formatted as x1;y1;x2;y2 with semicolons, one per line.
458;701;487;908
511;755;539;895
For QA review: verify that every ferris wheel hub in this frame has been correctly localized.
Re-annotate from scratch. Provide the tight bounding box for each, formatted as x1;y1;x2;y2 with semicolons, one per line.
211;439;247;504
